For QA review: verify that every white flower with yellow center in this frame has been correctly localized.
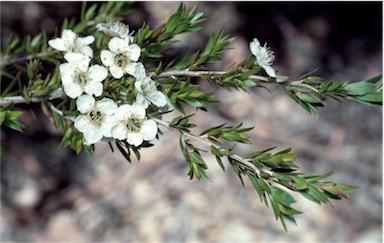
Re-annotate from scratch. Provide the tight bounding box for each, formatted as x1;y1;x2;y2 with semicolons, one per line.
133;63;167;108
48;29;95;62
249;38;276;78
74;95;118;145
111;103;158;147
59;56;108;99
96;21;135;43
100;37;141;79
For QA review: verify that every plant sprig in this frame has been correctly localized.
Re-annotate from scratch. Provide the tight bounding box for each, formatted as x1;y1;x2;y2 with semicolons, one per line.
0;2;381;231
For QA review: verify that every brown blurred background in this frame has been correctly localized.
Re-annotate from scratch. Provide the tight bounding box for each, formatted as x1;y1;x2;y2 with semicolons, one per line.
1;1;382;242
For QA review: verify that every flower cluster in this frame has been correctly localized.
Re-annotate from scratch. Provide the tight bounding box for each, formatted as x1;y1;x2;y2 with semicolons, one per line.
49;23;276;146
49;25;167;146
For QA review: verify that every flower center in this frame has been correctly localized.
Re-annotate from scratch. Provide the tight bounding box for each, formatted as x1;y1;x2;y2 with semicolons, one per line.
67;41;82;53
140;81;156;96
75;71;89;87
114;53;130;68
262;45;275;65
126;116;145;133
89;110;105;125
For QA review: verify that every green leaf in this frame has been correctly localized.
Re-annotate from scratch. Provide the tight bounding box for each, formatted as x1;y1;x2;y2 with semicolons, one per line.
306;184;328;203
361;74;382;84
131;146;141;161
270;186;296;207
304;170;334;183
241;79;257;88
165;12;181;32
335;183;358;191
190;151;205;165
344;81;374;96
85;3;98;20
215;156;225;172
320;184;350;199
298;93;323;104
269;194;281;220
299;190;321;205
291;176;309;190
327;81;344;92
0;111;5;125
278;204;302;216
355;92;382;103
115;140;131;163
280;214;297;231
247;173;265;202
3;119;23;132
258;178;271;193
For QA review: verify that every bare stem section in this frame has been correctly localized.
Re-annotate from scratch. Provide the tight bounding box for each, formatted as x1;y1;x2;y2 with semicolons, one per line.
0;88;64;105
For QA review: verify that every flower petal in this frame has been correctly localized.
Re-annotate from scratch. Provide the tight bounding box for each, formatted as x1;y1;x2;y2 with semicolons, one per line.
76;56;91;71
102;115;117;137
109;65;124;79
263;65;276;78
96;98;117;115
48;38;67;51
61;73;74;86
61;29;77;44
77;35;95;46
59;63;74;77
131;103;146;118
108;37;128;53
63;83;83;99
64;53;88;62
148;91;167;107
126;63;138;77
76;94;95;113
127;44;141;61
135;93;149;109
111;123;128;140
141;119;158;141
100;50;114;67
83;125;103;145
80;46;94;58
134;80;144;93
249;38;261;56
114;104;132;120
132;62;146;80
74;115;90;133
88;65;108;82
85;82;103;97
127;133;143;147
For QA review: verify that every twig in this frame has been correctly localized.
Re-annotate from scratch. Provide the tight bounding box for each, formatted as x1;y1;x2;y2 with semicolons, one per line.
49;103;75;122
286;81;320;93
0;88;64;106
151;116;272;177
0;51;53;68
0;70;318;106
151;70;271;82
151;70;318;92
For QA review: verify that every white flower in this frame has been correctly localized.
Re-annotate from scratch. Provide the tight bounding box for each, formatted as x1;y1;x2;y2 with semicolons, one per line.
249;38;276;78
100;37;141;79
111;103;158;147
96;21;135;43
74;95;118;145
59;56;108;99
133;63;167;108
48;29;95;62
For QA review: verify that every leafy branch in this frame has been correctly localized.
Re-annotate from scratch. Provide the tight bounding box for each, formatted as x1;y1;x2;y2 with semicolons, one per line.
151;114;357;231
0;1;381;231
283;74;382;115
